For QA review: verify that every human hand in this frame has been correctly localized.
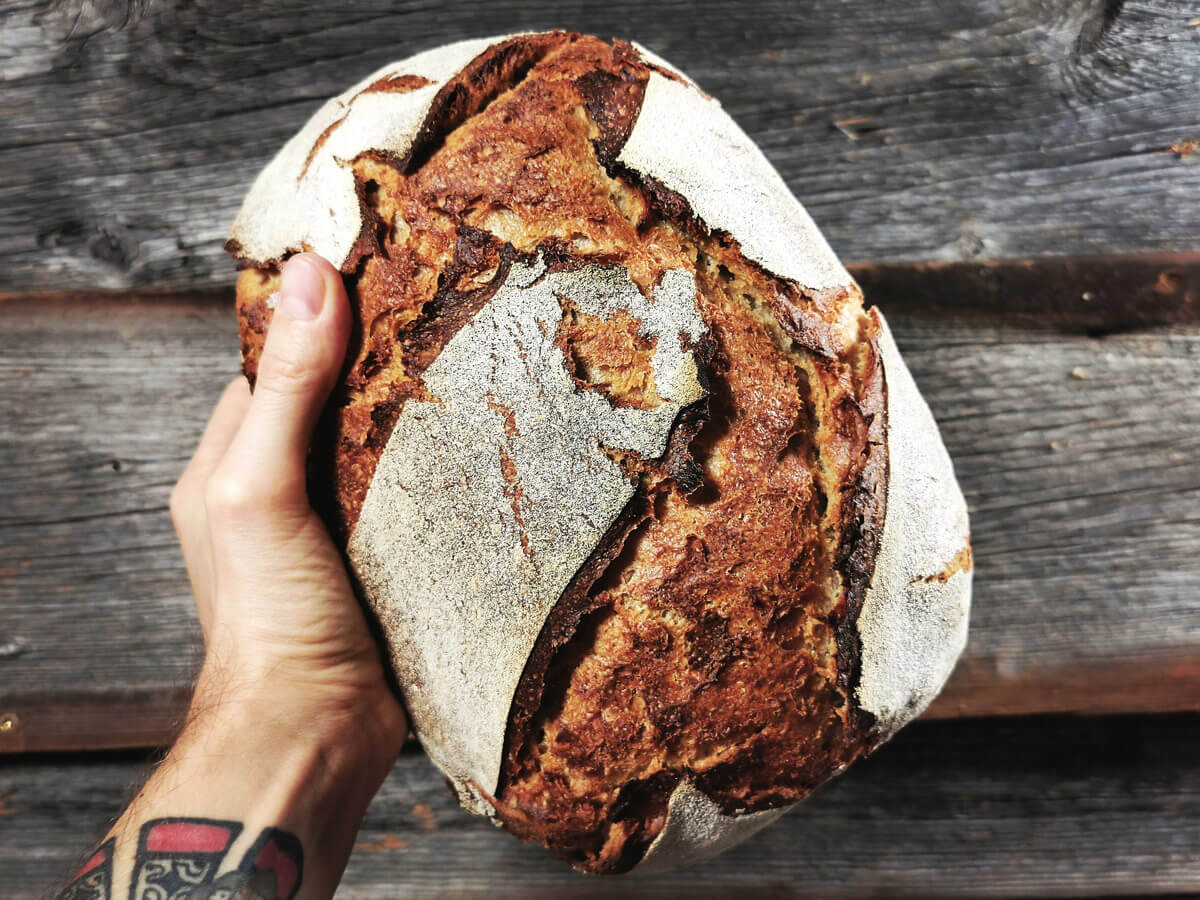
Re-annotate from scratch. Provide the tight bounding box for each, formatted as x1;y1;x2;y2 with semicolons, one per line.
53;255;406;900
169;251;407;775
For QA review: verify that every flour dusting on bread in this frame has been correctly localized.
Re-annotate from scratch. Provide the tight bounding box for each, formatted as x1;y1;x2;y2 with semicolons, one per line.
349;257;706;812
228;31;971;874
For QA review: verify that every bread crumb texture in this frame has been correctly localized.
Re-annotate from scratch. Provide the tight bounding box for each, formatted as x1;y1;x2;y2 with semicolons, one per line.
233;33;917;873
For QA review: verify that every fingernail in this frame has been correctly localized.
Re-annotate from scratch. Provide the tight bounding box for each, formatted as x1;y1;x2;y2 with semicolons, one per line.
279;255;325;321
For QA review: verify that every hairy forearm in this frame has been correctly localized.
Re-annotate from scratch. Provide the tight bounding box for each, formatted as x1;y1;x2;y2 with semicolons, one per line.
56;667;398;900
57;255;408;898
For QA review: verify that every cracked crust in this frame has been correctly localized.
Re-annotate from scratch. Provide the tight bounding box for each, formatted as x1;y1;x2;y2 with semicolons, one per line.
854;311;972;737
348;256;707;814
228;31;971;875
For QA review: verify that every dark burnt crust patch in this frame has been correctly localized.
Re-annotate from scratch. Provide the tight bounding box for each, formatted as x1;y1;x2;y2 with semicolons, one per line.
842;375;888;700
830;333;887;733
224;236;254;271
574;43;649;165
400;31;575;177
659;383;712;495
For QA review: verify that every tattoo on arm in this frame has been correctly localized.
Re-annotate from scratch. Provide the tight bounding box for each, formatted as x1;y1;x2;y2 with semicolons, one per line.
58;838;114;900
57;818;303;900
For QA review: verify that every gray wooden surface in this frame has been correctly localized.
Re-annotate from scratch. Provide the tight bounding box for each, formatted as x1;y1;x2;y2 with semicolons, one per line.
3;258;1199;751
3;1;1200;896
2;0;1199;292
5;715;1200;898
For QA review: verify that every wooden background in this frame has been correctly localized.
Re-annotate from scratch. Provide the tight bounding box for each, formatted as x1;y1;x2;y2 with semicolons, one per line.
2;0;1199;896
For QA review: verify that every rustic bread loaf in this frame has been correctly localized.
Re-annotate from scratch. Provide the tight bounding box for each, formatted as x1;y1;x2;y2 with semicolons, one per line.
226;32;972;874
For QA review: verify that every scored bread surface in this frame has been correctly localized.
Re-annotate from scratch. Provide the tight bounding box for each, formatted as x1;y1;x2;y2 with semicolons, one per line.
855;311;972;735
228;31;971;874
348;258;706;812
228;37;501;270
619;72;853;297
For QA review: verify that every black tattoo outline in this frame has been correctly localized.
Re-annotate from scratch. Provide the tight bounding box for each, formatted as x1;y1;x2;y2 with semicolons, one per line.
235;827;305;900
58;837;115;900
131;817;242;900
56;818;304;900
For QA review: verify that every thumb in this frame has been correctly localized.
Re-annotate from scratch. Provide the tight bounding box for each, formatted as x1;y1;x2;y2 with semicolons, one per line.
217;253;350;508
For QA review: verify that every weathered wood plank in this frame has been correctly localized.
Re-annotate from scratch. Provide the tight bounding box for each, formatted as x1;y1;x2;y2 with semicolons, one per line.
2;0;1199;292
2;256;1198;751
4;715;1200;897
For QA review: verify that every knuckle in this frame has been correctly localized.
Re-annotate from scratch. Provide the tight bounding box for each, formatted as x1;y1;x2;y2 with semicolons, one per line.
203;473;258;521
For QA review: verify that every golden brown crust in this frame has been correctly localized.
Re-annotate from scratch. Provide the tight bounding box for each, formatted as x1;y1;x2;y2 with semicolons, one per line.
238;35;675;536
234;33;886;873
495;242;882;871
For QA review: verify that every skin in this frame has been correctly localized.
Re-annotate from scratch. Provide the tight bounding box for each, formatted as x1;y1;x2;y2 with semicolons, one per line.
56;254;408;900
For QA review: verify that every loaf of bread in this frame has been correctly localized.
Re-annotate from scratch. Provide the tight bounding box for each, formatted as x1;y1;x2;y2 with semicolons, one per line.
226;32;972;874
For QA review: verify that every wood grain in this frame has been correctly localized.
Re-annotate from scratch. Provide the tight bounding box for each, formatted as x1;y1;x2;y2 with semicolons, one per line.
4;715;1200;897
2;257;1198;752
2;0;1199;292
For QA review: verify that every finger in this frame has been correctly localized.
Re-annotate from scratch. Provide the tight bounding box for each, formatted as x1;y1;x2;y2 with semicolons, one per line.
216;253;350;511
171;378;252;637
184;377;252;484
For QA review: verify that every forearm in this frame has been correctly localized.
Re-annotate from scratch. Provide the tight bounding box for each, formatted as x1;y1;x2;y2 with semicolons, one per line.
57;255;407;899
58;666;397;900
